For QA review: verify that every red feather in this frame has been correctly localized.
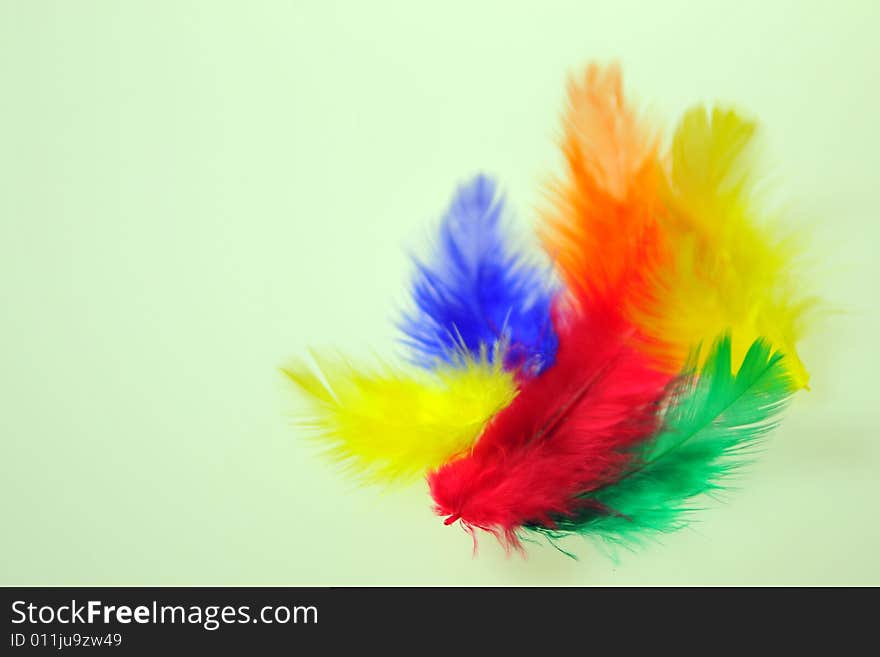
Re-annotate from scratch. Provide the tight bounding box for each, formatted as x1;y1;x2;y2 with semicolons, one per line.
428;301;671;549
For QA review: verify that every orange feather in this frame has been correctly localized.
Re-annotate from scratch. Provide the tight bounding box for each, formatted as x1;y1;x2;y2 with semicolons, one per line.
539;63;667;308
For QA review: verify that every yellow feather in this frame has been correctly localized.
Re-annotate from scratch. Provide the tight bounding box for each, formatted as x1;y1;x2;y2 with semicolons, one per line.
282;351;517;484
632;106;813;388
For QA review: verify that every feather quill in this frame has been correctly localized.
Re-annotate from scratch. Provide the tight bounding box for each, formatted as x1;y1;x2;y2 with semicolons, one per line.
283;349;517;484
401;174;558;375
428;302;671;547
629;106;813;387
527;335;795;546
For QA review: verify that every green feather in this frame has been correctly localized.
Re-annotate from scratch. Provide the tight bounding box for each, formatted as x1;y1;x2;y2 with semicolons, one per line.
528;335;796;548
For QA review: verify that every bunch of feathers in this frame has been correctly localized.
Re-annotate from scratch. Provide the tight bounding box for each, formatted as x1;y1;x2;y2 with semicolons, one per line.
284;63;815;556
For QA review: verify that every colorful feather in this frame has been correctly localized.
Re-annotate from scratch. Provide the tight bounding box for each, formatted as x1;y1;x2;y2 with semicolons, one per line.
527;335;795;547
629;106;813;387
401;174;558;376
428;302;671;547
283;61;815;558
283;348;517;484
539;62;666;307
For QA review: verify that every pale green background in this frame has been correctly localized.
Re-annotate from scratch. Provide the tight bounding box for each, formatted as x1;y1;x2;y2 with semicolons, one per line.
2;1;878;585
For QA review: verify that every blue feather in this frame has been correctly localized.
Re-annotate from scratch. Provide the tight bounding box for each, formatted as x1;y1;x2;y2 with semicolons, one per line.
400;174;558;375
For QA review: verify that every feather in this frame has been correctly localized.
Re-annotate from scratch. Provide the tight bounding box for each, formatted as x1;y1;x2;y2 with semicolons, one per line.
527;335;795;547
538;62;666;306
283;348;517;484
401;174;558;376
628;106;813;387
428;301;671;547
